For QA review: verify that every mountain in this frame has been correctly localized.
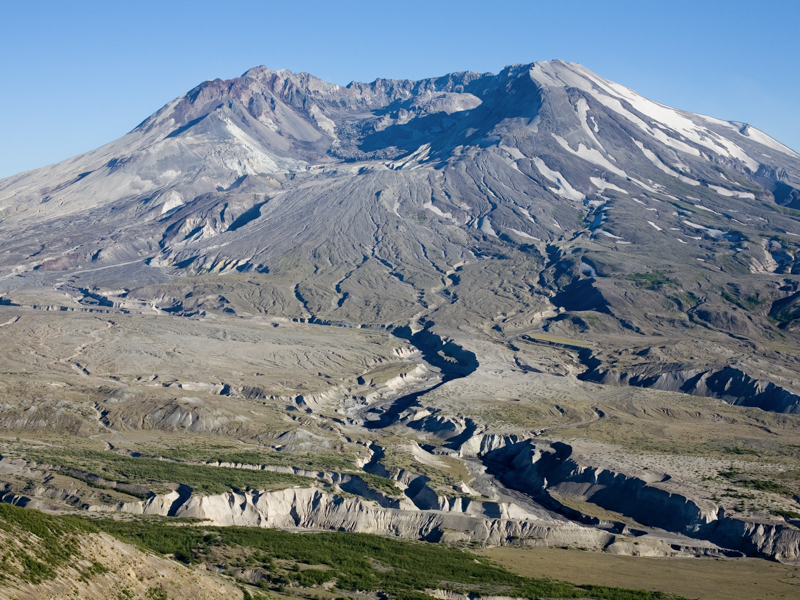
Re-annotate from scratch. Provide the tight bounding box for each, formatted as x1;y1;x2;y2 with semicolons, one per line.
1;61;800;587
3;60;800;407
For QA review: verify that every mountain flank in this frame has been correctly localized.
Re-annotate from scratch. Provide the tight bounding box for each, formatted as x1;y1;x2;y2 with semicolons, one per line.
1;60;800;597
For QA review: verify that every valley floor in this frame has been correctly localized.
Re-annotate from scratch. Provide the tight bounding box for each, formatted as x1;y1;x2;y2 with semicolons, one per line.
481;546;800;600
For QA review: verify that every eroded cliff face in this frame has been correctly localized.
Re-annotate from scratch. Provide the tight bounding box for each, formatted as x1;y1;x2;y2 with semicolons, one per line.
89;485;613;548
484;440;800;563
581;362;800;414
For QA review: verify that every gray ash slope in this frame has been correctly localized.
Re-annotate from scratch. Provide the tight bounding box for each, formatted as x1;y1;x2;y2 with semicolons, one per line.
3;60;800;410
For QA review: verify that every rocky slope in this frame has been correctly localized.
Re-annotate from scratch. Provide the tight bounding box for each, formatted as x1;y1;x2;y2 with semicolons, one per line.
484;439;800;563
1;60;800;410
0;520;243;600
1;59;800;581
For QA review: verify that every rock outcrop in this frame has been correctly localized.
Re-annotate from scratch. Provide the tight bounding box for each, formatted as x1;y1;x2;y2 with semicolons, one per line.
90;485;613;548
485;440;800;563
581;362;800;414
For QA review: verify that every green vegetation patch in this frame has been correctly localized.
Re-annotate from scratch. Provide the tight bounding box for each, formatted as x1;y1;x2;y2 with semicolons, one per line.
721;288;768;312
152;446;358;473
762;202;800;218
90;516;687;600
355;472;401;496
625;271;677;291
0;503;95;584
668;291;699;311
771;508;800;520
719;468;793;496
24;447;311;494
723;446;760;456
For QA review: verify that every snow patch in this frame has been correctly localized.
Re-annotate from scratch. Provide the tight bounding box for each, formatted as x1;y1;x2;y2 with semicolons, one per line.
160;191;184;214
708;184;755;200
499;144;526;160
423;201;454;221
509;228;540;241
581;261;598;277
730;123;800;158
479;217;497;237
516;206;537;224
575;98;607;152
590;177;628;194
634;141;700;186
552;134;627;178
532;157;584;201
693;204;722;215
682;220;725;238
574;66;759;169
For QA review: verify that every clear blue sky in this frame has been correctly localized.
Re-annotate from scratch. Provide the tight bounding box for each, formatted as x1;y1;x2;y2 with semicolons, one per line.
1;0;798;179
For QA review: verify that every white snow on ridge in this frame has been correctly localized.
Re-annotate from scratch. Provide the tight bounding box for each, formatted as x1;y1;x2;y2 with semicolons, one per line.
590;177;628;194
708;184;755;200
738;125;800;158
682;220;725;238
160;190;184;214
542;62;761;170
509;228;540;241
634;141;700;186
575;98;607;152
701;117;800;159
552;134;627;178
568;83;700;157
532;157;585;201
647;220;663;231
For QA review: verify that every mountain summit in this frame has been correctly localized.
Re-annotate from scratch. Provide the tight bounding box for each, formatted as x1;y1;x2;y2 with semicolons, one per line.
1;60;800;408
